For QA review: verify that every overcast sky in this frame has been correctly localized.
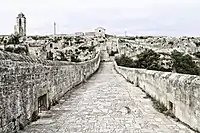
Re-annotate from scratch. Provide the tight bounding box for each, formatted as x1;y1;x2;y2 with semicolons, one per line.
1;0;200;36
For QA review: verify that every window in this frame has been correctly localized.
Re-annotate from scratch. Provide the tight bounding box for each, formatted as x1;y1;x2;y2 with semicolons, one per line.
19;18;22;27
99;30;101;32
50;43;53;48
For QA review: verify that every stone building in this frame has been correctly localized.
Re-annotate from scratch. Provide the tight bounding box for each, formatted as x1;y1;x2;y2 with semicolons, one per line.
75;32;84;37
95;27;106;37
14;12;26;36
85;32;95;38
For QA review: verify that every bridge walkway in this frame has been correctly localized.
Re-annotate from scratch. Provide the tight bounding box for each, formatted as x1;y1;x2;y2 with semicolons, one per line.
21;62;194;133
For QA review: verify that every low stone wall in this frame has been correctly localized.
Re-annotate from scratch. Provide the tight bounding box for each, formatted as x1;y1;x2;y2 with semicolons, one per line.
0;51;100;133
114;61;200;132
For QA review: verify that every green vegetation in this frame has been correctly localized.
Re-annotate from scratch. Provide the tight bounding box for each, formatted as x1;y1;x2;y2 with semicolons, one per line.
193;52;200;58
151;98;168;114
115;49;200;75
194;42;200;47
4;44;29;55
171;50;200;75
71;54;81;62
116;49;169;71
31;111;39;122
75;36;84;44
31;36;49;40
7;34;20;44
134;49;161;70
115;54;134;68
52;37;62;43
88;45;95;52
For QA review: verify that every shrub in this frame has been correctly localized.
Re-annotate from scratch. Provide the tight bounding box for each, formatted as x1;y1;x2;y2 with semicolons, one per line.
55;51;67;61
127;37;136;40
168;41;174;45
152;98;168;113
194;42;200;47
171;50;200;75
4;46;14;53
193;52;200;58
134;49;161;70
7;34;20;44
88;45;95;52
116;49;200;75
71;54;81;62
115;54;134;68
14;45;28;55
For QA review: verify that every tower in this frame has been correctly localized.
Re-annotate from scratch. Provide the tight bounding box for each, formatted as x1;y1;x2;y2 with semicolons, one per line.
14;13;26;36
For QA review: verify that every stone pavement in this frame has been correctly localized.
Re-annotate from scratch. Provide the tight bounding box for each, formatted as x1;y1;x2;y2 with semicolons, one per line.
20;62;195;133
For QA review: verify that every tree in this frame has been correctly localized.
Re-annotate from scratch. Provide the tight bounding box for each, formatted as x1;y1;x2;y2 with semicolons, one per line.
135;49;161;70
115;54;134;68
7;34;20;44
171;50;200;75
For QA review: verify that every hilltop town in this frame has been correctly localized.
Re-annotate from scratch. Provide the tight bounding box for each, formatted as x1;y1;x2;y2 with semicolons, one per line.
0;13;107;62
1;13;200;66
1;13;200;133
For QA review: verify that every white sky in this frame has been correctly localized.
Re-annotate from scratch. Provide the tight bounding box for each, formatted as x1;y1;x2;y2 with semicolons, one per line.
1;0;200;36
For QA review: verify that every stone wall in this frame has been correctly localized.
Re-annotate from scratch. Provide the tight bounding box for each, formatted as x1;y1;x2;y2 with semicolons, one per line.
114;61;200;132
0;51;100;133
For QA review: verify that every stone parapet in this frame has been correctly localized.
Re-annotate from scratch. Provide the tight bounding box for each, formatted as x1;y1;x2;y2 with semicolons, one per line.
0;51;100;133
114;61;200;132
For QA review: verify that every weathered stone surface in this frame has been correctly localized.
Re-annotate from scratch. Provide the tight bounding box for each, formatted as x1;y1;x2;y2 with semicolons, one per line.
20;62;193;133
0;50;100;133
114;61;200;132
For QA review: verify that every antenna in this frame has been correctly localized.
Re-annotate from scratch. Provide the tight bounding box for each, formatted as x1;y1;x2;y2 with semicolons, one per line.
54;22;56;35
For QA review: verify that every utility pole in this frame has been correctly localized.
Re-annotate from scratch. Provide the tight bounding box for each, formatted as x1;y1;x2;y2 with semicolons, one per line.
54;22;56;35
125;31;127;37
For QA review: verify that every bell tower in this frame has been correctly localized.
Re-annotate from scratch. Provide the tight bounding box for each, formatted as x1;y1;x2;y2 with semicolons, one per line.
14;12;26;36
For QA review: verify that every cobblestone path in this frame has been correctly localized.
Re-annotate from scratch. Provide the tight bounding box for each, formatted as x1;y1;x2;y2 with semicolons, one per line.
21;62;194;133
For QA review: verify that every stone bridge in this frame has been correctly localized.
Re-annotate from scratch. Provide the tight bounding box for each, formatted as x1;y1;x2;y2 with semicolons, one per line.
20;62;194;133
0;49;197;133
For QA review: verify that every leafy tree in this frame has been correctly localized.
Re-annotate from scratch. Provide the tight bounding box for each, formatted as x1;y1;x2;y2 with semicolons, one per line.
171;50;200;75
115;49;170;72
7;34;20;44
115;54;134;68
135;49;161;70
